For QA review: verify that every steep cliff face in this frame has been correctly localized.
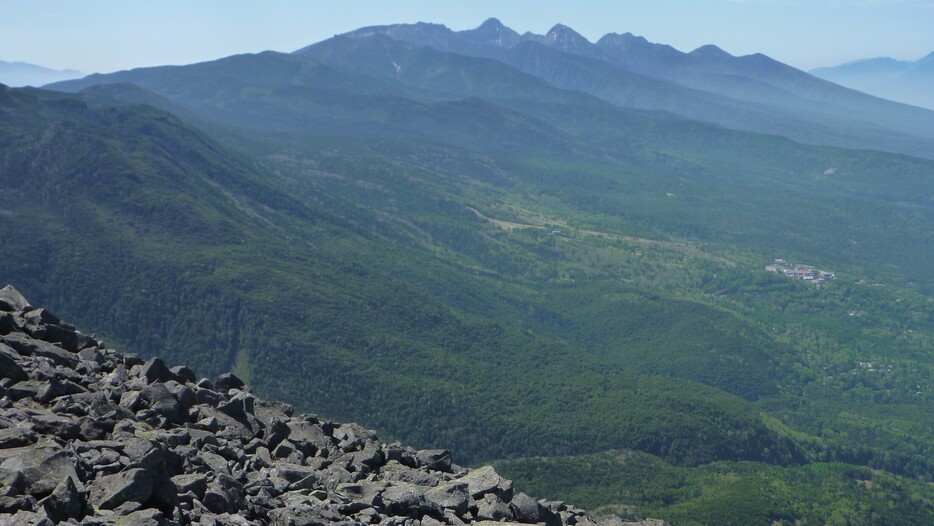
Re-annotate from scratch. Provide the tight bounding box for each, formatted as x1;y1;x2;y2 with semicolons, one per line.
0;285;667;526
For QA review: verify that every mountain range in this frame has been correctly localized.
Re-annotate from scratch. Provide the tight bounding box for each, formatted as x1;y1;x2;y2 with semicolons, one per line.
2;18;933;525
0;59;81;87
50;19;934;160
292;18;934;160
811;51;934;110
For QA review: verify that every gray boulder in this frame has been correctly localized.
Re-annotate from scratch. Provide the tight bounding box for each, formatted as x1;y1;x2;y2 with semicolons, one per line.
0;286;30;311
413;449;453;473
424;481;469;516
0;348;26;383
0;443;81;497
37;476;84;522
476;493;513;521
0;428;35;449
88;468;153;510
141;358;175;385
381;483;433;518
171;474;207;499
202;473;244;514
460;465;513;501
0;313;20;336
510;491;560;526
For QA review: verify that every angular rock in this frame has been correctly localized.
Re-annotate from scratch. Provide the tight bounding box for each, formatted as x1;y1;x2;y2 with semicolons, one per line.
381;483;432;518
77;346;103;363
171;474;207;499
510;491;559;526
0;313;20;336
138;383;181;422
2;333;78;368
6;381;40;401
286;419;333;454
88;468;153;510
141;357;174;385
460;465;513;500
0;428;35;449
414;449;453;473
381;460;443;487
29;411;81;439
424;481;469;515
0;444;81;497
0;470;24;497
0;494;35;514
0;510;51;526
37;476;84;522
22;307;61;329
202;473;244;514
214;372;245;392
169;365;197;385
0;286;30;312
30;323;93;353
265;419;291;450
0;348;26;383
36;377;87;403
476;493;513;521
253;400;294;428
273;462;320;485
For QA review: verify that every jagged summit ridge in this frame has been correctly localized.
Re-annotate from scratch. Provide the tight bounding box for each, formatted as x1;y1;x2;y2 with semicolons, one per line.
313;19;787;77
0;285;668;526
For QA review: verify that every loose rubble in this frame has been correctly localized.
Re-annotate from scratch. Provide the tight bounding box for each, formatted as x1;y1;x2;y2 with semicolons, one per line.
0;285;668;526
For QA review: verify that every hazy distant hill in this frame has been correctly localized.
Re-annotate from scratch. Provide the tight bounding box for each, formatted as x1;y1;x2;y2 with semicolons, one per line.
811;52;934;110
0;59;81;87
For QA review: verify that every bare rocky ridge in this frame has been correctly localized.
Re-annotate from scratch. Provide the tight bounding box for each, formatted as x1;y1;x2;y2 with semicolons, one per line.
0;285;668;526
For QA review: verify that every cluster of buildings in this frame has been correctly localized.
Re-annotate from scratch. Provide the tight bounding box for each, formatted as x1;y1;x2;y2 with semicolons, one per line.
765;258;836;285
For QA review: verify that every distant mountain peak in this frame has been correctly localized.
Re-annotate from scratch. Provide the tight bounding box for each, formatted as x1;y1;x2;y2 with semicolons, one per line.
0;59;82;87
467;17;521;47
597;32;645;46
478;17;507;31
410;21;450;32
690;44;733;60
596;32;682;57
543;23;592;52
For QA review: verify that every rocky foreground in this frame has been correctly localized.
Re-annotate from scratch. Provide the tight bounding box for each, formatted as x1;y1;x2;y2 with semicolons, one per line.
0;285;667;526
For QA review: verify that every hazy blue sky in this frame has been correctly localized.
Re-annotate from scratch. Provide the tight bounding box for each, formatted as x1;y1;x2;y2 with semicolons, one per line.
3;0;932;74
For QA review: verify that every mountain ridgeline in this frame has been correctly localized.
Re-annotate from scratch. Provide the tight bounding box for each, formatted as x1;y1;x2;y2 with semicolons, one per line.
812;51;934;111
1;17;931;526
294;19;934;160
0;59;81;88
